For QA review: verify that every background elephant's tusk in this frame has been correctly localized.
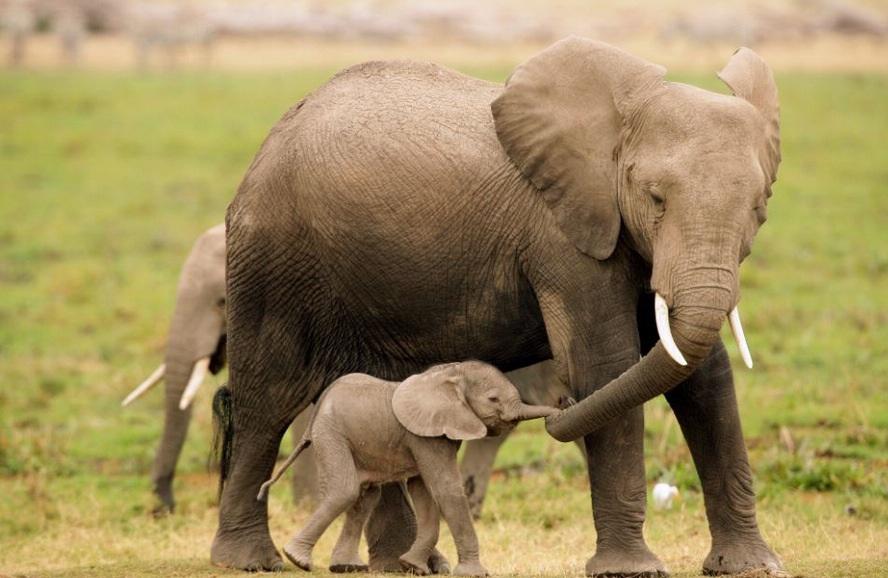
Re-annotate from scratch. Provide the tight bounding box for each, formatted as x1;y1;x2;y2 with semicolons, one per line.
179;357;211;410
654;293;688;367
728;306;753;369
121;363;166;407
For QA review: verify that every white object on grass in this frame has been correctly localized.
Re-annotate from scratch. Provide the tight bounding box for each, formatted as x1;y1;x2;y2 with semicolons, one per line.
652;482;679;509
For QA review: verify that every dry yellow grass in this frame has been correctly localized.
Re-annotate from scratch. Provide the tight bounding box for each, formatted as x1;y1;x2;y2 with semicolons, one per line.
2;468;887;577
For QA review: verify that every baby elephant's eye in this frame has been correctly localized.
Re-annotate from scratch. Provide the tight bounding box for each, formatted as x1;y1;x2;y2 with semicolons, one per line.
487;395;499;403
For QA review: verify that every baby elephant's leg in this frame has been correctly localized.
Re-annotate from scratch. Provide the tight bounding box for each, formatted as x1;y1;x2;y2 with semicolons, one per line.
329;485;381;573
400;477;441;575
415;441;488;577
284;439;360;571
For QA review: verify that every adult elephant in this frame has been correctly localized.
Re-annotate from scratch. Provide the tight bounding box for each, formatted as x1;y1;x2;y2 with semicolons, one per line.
214;38;782;576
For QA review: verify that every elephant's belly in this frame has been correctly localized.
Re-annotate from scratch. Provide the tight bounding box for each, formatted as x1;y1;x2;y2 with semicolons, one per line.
354;447;418;485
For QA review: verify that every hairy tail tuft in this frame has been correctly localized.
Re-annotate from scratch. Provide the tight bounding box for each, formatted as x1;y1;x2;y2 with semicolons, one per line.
211;385;234;502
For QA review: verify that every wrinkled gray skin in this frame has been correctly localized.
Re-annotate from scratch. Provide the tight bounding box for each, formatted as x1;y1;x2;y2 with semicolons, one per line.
130;224;562;514
216;38;783;576
260;362;558;575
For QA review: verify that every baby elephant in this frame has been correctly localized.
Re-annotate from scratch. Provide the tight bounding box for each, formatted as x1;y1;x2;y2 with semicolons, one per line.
258;361;559;576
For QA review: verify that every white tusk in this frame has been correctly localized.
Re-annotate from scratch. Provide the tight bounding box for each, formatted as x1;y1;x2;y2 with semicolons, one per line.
728;306;753;369
179;357;211;410
121;363;166;407
654;293;688;367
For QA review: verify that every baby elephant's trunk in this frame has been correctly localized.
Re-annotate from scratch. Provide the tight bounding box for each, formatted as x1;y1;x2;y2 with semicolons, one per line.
507;402;560;422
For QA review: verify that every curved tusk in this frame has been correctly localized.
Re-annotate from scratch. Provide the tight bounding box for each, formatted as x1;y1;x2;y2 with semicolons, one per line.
728;306;753;369
122;363;166;407
654;293;688;367
179;357;211;410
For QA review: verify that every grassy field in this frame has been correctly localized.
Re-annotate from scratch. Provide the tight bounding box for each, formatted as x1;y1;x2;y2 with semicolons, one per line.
0;65;886;577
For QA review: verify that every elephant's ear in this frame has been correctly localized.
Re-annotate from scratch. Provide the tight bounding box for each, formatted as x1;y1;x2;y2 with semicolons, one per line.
392;365;487;441
718;47;781;186
491;37;665;260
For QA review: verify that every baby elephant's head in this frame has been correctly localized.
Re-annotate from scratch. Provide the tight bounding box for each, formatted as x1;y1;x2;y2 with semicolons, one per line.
392;361;560;441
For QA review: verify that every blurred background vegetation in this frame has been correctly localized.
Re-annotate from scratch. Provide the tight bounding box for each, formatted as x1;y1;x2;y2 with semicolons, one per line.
0;0;886;576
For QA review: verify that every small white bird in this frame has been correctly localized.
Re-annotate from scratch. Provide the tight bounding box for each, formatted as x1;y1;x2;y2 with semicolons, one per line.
652;482;679;509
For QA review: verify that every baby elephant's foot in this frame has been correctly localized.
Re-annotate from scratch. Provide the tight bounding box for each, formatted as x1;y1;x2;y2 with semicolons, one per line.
453;560;489;576
283;538;313;572
399;551;431;575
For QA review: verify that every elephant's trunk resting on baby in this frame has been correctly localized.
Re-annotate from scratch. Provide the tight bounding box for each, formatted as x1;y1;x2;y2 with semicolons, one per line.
214;38;782;576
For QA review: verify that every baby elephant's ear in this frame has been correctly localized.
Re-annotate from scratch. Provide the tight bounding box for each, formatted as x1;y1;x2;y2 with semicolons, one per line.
393;366;487;441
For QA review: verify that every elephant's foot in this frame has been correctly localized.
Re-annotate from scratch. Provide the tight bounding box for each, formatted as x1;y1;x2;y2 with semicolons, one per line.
330;551;369;573
369;555;404;573
210;526;283;571
330;563;369;573
703;538;786;576
428;548;451;575
586;545;668;578
453;560;489;576
399;550;431;576
282;537;313;572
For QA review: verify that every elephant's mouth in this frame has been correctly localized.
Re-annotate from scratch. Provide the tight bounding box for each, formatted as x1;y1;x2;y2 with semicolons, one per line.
653;293;752;369
209;334;227;374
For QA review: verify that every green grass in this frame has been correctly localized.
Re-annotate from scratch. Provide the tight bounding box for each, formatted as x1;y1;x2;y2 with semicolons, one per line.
1;68;886;576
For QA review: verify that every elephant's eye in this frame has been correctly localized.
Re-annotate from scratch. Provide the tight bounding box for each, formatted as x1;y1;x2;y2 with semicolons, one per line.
487;395;499;403
216;298;226;308
645;183;665;204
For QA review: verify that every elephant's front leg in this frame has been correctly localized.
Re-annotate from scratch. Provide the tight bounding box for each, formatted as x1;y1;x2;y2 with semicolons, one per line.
534;273;665;578
663;340;783;575
582;386;666;578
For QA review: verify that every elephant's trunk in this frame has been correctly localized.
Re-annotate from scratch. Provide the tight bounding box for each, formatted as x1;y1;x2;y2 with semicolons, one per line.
546;268;736;441
149;355;197;509
149;310;223;511
505;401;560;422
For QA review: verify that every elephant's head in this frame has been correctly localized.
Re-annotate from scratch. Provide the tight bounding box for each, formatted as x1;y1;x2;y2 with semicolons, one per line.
122;223;228;410
392;361;559;440
492;39;780;440
121;223;227;511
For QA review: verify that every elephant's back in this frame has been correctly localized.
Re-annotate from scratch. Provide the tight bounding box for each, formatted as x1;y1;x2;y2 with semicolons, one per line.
296;59;502;148
236;60;508;211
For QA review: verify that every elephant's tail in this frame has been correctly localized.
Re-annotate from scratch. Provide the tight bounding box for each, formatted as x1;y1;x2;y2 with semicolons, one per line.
256;437;311;502
211;385;234;502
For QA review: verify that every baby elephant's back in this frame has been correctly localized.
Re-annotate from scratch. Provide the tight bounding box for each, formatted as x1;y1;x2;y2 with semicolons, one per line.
313;374;405;449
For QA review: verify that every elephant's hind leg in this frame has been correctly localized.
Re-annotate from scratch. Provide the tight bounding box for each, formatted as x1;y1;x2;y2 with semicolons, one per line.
284;438;361;571
329;485;381;573
211;217;329;570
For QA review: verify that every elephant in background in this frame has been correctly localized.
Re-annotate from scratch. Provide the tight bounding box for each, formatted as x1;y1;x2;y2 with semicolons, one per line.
122;223;568;515
121;223;316;512
215;37;782;576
